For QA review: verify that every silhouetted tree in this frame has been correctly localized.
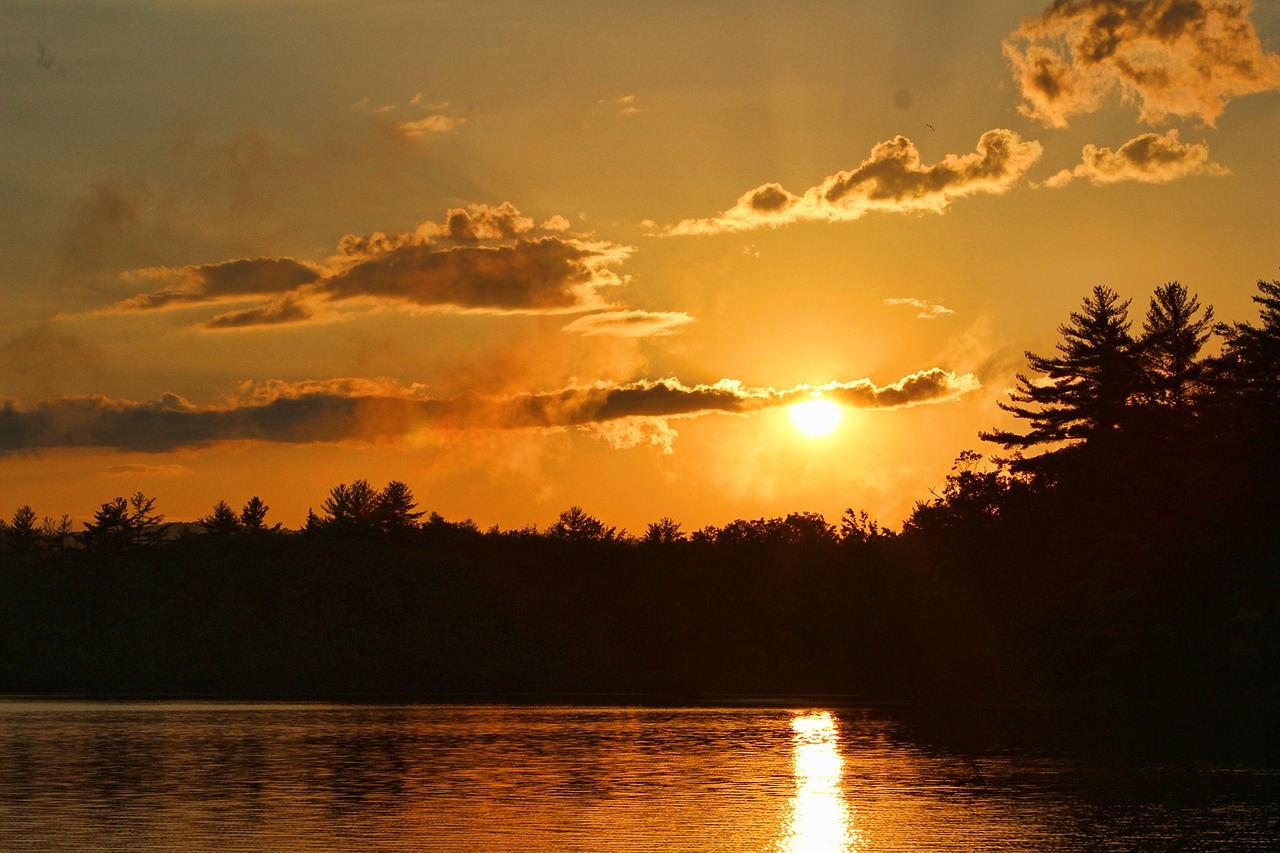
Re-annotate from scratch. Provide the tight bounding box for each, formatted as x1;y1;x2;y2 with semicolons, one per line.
1141;281;1214;411
79;497;132;554
240;496;271;531
319;480;380;531
983;286;1143;452
1212;278;1280;412
199;500;243;535
7;505;40;551
839;508;893;545
40;514;73;556
548;506;613;541
903;451;1029;534
642;516;684;544
377;480;424;532
773;512;838;546
128;491;168;547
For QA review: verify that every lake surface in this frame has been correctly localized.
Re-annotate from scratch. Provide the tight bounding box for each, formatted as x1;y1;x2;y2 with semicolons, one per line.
1;701;1276;851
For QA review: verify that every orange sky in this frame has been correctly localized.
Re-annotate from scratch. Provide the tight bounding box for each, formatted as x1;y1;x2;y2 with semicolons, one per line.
2;1;1279;532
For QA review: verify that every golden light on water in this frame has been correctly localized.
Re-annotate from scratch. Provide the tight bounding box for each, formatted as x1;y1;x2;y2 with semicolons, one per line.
777;711;860;852
789;396;843;437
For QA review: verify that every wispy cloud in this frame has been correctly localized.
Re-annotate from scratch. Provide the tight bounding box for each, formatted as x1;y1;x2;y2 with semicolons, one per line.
1004;0;1280;127
1043;129;1230;187
0;369;979;453
99;463;191;478
666;129;1042;235
400;115;466;136
884;297;955;319
562;310;694;338
601;95;640;115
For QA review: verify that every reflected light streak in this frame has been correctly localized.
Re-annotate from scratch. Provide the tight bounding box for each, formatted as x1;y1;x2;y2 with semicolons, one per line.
777;711;860;852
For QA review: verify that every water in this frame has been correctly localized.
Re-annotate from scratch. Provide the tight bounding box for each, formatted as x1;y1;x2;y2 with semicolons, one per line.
1;701;1276;851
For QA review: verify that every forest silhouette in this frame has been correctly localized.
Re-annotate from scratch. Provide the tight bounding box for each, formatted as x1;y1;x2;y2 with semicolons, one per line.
2;279;1277;727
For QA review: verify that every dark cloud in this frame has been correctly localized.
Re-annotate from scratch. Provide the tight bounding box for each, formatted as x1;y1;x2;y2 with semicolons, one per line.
113;258;321;311
108;204;630;327
0;370;979;453
667;130;1041;235
323;237;625;314
1043;129;1229;186
1005;0;1280;127
205;296;315;329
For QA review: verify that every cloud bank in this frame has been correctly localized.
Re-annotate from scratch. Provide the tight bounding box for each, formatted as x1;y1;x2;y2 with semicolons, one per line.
667;130;1042;235
1043;129;1230;186
1005;0;1280;127
0;369;978;454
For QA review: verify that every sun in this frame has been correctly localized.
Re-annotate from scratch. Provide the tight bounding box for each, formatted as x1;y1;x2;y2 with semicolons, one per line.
789;395;842;437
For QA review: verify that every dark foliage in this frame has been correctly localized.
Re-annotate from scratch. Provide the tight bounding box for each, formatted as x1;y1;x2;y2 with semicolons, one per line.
0;278;1276;731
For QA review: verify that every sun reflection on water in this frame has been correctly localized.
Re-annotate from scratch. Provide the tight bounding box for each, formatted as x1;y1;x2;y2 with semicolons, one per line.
777;711;860;853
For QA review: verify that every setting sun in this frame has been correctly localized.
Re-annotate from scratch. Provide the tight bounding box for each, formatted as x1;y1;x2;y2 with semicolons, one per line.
790;396;843;437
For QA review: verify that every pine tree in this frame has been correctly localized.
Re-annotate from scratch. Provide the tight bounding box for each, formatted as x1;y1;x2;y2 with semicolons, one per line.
199;500;243;535
240;496;271;531
79;497;133;554
1141;281;1214;410
7;505;40;551
377;481;424;532
982;286;1143;452
128;491;168;547
1212;278;1280;411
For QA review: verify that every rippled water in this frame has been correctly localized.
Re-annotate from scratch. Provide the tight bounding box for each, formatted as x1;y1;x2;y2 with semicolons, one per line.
1;701;1276;851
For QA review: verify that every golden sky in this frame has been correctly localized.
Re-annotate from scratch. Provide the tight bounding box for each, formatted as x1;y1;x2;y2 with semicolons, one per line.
2;0;1279;531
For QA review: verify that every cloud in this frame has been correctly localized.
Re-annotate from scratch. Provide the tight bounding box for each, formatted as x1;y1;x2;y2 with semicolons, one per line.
1004;0;1280;127
0;325;106;398
61;176;150;268
602;95;641;115
884;297;956;319
1042;129;1230;186
107;204;633;327
0;369;979;453
400;115;466;136
354;93;468;137
99;463;191;478
562;310;695;338
111;258;322;311
205;296;316;329
666;129;1042;235
323;236;628;314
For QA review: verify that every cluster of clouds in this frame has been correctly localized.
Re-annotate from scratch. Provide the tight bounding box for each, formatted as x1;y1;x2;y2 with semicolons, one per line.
1041;128;1230;186
666;130;1044;235
102;203;691;337
354;94;468;139
0;370;978;454
666;1;1277;236
1004;0;1280;128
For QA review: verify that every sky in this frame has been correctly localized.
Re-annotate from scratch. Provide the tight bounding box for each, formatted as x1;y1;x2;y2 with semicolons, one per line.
2;0;1279;532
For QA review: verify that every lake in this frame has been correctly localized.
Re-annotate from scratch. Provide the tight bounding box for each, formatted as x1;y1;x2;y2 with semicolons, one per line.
1;701;1276;851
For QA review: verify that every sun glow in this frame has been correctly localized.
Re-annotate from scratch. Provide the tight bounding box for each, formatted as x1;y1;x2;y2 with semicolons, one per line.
789;396;843;437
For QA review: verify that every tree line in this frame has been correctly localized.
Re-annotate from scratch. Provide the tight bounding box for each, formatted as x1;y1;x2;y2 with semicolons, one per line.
0;277;1276;717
